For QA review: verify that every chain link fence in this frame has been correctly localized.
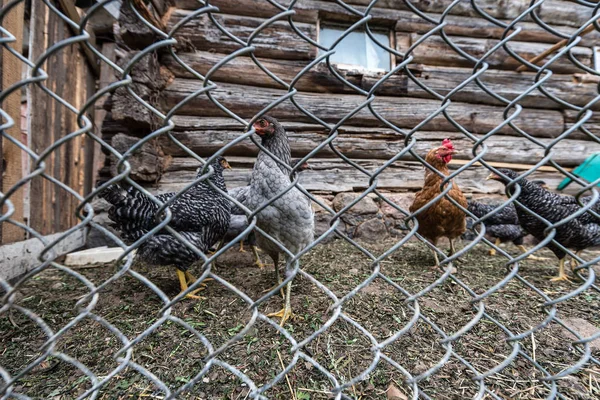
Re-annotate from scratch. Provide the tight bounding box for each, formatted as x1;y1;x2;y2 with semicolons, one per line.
2;0;600;398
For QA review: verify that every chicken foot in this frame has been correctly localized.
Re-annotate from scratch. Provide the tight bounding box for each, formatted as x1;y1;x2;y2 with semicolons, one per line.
176;269;207;300
239;241;246;253
267;281;294;326
489;238;501;256
252;246;271;269
431;248;440;268
549;258;572;282
517;245;550;261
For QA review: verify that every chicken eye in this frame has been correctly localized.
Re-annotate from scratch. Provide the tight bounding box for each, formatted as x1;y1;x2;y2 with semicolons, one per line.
259;119;267;127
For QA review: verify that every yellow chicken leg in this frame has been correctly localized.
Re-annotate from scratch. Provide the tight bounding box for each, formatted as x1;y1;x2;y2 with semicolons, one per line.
267;281;295;326
489;238;501;256
239;241;246;253
517;245;550;261
177;269;206;299
432;248;440;267
570;250;583;271
549;259;572;283
252;246;269;269
184;271;213;287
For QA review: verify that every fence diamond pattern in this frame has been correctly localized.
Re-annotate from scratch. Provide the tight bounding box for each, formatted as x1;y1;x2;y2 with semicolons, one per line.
1;0;600;399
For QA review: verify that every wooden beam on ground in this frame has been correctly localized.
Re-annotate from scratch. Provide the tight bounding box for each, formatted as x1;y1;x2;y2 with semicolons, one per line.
0;228;86;282
56;0;100;76
1;0;26;244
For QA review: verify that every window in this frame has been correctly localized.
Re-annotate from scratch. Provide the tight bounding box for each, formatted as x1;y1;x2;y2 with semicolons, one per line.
318;25;392;71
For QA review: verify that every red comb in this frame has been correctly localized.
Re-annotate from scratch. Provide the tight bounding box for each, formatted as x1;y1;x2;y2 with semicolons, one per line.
442;138;454;149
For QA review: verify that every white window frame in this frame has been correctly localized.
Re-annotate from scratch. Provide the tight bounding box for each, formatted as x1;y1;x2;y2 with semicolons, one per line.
316;21;394;73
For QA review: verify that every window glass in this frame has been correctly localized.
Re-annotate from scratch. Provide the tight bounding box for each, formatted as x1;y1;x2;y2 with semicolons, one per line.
318;26;391;71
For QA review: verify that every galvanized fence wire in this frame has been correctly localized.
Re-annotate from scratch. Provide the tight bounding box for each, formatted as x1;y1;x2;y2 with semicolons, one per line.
1;0;600;398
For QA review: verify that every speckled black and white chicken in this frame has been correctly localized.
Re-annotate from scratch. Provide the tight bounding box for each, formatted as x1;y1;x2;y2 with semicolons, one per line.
466;181;548;260
243;116;314;325
489;168;600;282
224;159;312;268
100;156;232;298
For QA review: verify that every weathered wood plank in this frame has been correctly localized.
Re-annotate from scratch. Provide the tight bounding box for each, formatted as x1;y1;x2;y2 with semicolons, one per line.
565;109;600;139
156;156;585;196
155;126;599;167
167;10;317;60
391;9;600;48
174;0;600;47
160;80;565;137
396;32;593;74
0;8;3;244
1;0;25;243
342;0;595;29
162;51;600;111
57;0;100;76
53;16;67;233
174;0;317;22
29;0;50;236
92;43;118;190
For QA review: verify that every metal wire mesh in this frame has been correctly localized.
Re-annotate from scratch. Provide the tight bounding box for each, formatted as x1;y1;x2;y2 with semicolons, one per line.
2;0;600;398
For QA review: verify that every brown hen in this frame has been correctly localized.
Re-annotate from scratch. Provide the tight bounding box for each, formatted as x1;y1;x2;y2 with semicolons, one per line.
409;139;467;266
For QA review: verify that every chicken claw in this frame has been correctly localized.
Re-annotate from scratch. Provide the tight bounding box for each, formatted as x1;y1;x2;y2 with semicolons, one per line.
267;307;294;326
526;255;550;261
252;246;271;269
517;245;549;261
489;238;501;256
239;242;246;253
549;259;572;283
177;269;207;300
267;281;298;326
550;274;572;283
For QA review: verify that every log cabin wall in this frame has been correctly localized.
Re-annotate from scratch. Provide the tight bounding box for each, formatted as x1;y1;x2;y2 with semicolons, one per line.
100;0;600;212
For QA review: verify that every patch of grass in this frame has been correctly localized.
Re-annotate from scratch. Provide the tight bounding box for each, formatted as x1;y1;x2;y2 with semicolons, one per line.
1;238;599;399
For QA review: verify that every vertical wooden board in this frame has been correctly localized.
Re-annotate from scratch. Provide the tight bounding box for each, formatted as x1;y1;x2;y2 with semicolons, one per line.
0;8;4;244
63;41;77;231
83;52;97;196
90;42;117;189
1;0;25;243
28;0;50;235
83;62;98;196
52;11;66;233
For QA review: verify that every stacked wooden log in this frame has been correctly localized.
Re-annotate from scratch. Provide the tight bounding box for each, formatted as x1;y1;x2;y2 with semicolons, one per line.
100;0;600;213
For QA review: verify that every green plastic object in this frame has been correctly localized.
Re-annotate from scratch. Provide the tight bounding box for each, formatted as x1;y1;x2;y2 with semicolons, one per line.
558;153;600;190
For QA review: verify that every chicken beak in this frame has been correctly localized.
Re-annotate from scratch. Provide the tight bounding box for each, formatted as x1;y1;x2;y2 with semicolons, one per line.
221;160;232;169
485;173;497;181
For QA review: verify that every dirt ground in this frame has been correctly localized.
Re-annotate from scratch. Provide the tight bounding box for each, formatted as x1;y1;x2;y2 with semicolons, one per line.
1;238;600;399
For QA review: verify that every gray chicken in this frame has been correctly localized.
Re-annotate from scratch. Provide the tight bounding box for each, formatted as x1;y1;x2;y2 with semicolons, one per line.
244;116;314;325
224;159;312;268
100;156;232;298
